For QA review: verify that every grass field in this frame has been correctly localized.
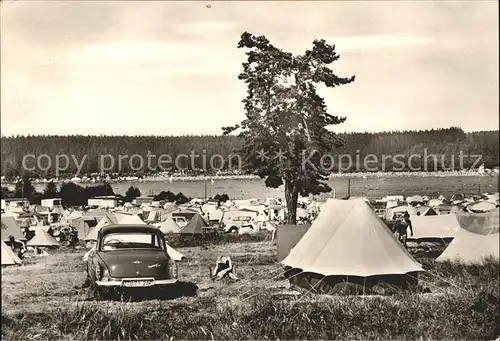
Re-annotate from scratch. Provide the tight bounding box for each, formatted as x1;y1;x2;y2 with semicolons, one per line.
2;233;499;340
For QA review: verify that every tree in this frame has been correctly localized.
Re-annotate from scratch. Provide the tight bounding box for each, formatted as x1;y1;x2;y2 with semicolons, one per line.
60;182;86;207
125;186;141;202
223;32;355;224
42;181;59;199
175;192;190;205
154;190;176;202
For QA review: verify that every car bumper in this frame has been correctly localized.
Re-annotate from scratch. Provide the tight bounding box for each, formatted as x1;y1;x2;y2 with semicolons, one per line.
96;278;178;287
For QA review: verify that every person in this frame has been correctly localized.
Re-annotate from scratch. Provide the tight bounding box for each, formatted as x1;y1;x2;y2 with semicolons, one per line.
211;256;239;281
394;217;413;248
8;236;26;259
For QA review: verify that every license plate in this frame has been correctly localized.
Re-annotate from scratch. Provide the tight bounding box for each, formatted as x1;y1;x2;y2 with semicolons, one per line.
122;280;154;287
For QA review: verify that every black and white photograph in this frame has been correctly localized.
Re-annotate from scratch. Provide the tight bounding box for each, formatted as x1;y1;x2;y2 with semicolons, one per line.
1;1;499;340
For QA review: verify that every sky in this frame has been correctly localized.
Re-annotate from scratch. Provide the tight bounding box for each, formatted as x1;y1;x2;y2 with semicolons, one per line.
1;1;498;136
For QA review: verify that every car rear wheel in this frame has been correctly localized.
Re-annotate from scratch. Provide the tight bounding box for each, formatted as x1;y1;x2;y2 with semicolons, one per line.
228;227;238;233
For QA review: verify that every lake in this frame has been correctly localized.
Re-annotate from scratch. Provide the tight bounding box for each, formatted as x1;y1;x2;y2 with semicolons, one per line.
15;175;499;200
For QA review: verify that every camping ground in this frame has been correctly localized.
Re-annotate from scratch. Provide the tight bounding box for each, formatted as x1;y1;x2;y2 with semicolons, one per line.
2;233;499;341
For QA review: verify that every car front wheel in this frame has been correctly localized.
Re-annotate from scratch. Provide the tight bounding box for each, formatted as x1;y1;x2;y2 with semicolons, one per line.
228;227;238;233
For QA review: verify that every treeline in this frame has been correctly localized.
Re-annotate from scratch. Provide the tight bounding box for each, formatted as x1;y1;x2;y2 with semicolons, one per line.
1;128;498;178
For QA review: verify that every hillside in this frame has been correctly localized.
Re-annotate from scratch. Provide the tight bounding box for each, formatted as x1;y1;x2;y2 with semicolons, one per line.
1;128;498;178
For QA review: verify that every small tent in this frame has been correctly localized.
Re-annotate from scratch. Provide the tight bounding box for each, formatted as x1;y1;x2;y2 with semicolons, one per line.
72;216;98;240
282;199;424;278
428;199;444;208
114;213;144;225
166;244;186;261
1;216;26;241
1;240;22;266
468;201;497;213
413;206;438;217
84;213;117;241
409;214;462;241
180;214;208;235
159;217;181;234
26;228;59;247
436;230;499;264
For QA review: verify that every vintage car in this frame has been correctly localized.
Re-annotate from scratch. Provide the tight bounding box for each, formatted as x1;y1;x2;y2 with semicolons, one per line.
221;215;258;233
86;224;178;297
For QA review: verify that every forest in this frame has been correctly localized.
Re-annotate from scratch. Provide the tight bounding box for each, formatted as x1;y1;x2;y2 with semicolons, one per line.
1;127;498;178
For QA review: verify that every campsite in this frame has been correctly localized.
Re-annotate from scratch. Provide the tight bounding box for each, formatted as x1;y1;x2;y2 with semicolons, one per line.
2;1;499;340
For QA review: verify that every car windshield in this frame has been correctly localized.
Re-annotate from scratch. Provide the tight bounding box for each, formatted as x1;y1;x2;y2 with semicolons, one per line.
100;232;165;251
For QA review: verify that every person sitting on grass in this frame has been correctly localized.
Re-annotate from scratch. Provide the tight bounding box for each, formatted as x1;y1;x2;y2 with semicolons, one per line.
33;246;49;257
210;256;239;281
8;235;26;259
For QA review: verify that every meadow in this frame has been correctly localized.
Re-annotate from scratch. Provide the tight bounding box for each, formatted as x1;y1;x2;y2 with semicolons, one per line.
2;232;499;340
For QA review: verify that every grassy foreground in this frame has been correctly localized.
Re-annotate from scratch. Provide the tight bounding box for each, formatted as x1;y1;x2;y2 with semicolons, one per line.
1;237;499;340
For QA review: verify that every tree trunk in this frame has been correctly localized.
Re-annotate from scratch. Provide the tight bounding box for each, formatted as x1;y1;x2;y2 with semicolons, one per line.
285;179;299;225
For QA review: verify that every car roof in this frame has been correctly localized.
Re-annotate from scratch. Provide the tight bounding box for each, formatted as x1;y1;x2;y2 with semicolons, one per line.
99;224;162;236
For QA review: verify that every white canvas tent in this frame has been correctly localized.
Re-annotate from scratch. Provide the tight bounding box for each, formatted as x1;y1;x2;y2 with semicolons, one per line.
166;244;186;261
114;213;144;225
428;199;444;208
282;199;424;277
1;216;26;241
26;227;59;247
468;201;497;213
1;240;22;266
84;213;117;241
159;217;181;234
436;230;499;264
409;214;462;240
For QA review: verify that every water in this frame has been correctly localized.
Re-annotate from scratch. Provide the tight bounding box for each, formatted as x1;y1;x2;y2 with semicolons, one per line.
11;175;498;200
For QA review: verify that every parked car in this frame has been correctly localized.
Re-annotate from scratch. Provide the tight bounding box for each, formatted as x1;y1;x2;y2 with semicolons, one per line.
221;215;257;233
86;224;178;297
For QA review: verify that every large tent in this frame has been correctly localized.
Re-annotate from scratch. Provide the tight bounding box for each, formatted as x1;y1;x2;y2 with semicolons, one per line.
26;227;59;247
158;217;181;234
1;240;22;266
436;230;499;264
1;216;26;241
282;199;424;278
409;214;462;241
